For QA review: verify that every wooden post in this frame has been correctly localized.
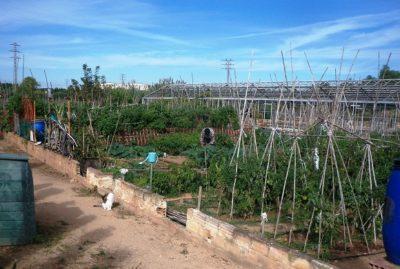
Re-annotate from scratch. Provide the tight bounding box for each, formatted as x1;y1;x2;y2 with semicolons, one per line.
149;163;153;191
197;186;202;210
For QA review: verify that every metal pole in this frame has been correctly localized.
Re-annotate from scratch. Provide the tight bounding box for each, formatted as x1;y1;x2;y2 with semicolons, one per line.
149;163;153;191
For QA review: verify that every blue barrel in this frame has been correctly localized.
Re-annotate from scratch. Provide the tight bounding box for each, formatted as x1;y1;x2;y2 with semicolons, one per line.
33;120;46;142
0;154;36;245
383;158;400;265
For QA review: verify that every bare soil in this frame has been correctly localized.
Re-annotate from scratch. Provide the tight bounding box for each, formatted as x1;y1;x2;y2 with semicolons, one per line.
0;140;244;269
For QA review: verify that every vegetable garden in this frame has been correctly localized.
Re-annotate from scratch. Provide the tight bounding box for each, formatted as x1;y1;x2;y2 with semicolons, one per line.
1;64;399;261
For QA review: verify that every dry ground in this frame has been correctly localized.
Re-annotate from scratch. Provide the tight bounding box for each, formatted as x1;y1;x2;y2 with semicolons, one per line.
0;140;244;269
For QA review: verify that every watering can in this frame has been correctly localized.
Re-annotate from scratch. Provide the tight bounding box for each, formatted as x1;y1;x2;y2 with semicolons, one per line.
140;152;158;165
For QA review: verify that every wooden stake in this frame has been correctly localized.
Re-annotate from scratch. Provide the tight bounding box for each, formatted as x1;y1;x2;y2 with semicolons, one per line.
197;186;202;210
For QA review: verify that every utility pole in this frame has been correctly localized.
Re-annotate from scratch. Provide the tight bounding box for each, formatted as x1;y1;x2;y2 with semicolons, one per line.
222;58;234;84
9;42;20;91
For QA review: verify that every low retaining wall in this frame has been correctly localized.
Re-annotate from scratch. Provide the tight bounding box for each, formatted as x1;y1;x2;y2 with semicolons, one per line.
86;167;167;216
114;179;167;216
186;209;335;269
4;132;81;181
4;132;166;217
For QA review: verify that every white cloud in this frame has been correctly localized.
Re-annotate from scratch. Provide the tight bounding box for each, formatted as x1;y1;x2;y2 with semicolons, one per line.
0;0;188;45
226;10;400;42
3;52;220;70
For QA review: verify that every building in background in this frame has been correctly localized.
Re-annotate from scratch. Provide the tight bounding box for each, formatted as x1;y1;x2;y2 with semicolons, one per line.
103;82;150;91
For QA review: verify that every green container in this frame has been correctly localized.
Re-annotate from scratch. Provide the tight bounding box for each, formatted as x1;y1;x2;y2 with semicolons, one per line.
0;154;36;245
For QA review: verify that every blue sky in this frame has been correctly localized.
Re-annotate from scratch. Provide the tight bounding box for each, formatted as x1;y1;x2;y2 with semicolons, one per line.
0;0;400;87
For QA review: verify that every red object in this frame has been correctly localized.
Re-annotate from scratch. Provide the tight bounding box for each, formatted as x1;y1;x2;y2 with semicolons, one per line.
22;98;34;121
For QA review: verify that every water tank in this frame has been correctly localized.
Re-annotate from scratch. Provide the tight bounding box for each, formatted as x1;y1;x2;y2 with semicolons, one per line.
0;154;36;245
383;158;400;265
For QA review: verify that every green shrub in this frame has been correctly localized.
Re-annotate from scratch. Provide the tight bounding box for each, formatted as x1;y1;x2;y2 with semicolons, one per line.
150;133;199;155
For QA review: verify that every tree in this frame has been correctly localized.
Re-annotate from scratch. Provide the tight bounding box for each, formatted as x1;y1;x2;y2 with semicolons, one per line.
365;65;400;80
379;65;400;79
365;75;376;80
19;77;39;98
69;64;106;104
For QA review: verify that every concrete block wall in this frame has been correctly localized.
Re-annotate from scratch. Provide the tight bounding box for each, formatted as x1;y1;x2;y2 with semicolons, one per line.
4;132;166;217
4;132;81;181
113;179;167;216
84;167;167;216
86;167;114;190
84;168;166;216
186;209;335;269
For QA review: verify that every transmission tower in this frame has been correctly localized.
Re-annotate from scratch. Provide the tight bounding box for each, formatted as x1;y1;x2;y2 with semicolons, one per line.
9;42;20;91
121;74;126;86
22;54;25;81
222;59;234;84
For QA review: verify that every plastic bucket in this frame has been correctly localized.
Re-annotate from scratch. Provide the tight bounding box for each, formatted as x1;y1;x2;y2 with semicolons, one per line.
32;120;46;142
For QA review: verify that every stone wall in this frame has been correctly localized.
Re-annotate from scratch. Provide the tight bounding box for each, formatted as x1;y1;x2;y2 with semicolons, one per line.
113;179;166;216
186;209;335;269
3;132;166;217
85;167;167;216
4;132;81;181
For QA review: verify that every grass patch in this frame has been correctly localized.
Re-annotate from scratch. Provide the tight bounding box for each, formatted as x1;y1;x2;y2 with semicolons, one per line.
73;186;98;197
33;222;67;247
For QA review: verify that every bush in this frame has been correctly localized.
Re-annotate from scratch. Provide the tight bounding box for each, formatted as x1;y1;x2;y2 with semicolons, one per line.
152;162;201;196
123;161;201;197
108;143;155;158
150;133;199;155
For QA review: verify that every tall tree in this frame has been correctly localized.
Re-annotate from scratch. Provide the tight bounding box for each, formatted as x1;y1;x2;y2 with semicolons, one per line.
69;64;106;104
379;65;400;79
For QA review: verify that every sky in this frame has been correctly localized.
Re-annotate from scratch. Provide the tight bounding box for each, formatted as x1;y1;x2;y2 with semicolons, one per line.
0;0;400;87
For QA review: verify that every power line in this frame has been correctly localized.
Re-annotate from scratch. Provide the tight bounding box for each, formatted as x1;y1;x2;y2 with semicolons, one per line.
9;42;20;91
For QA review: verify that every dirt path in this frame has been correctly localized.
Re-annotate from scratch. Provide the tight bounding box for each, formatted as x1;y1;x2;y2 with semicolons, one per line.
0;140;244;269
